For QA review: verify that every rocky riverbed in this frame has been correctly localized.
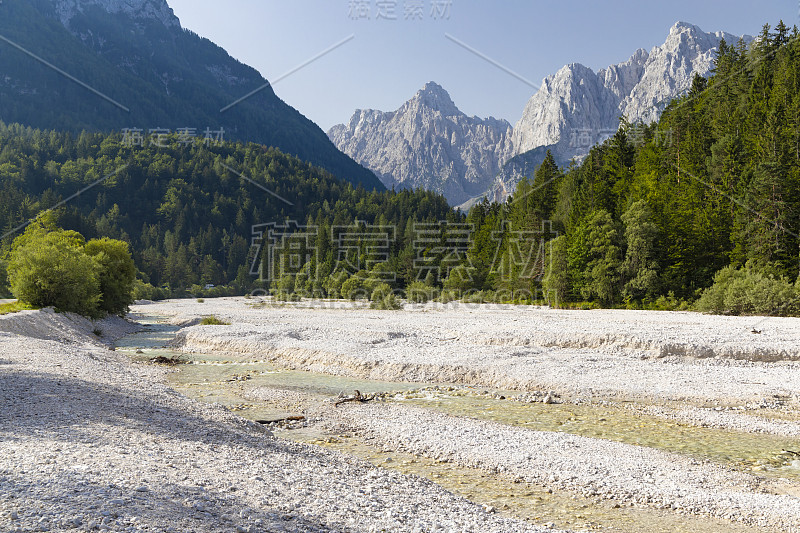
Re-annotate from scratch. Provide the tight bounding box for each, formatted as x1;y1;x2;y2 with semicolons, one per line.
153;296;800;531
4;297;800;532
0;307;561;532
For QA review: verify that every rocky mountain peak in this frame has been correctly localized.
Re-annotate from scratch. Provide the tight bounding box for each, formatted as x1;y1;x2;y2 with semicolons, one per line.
410;81;460;116
670;21;702;35
512;21;752;160
331;22;754;207
328;82;513;205
53;0;180;29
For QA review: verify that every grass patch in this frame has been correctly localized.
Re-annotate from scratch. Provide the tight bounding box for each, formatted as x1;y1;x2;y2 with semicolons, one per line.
0;301;35;315
199;315;229;326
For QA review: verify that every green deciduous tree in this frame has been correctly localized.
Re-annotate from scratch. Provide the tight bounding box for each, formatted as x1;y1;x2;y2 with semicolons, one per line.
85;237;137;315
7;222;100;316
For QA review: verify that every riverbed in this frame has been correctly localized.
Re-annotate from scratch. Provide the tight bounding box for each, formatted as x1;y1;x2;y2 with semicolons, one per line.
118;297;800;531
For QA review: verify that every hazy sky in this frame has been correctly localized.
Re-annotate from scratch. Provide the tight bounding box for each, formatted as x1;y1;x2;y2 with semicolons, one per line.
167;0;796;131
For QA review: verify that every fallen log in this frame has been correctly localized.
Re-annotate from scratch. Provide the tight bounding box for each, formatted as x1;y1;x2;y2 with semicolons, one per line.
255;415;306;425
334;389;377;407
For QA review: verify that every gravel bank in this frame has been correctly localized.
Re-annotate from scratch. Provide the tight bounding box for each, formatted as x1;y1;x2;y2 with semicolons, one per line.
324;402;800;530
152;298;800;404
240;386;800;531
0;309;560;533
641;405;800;438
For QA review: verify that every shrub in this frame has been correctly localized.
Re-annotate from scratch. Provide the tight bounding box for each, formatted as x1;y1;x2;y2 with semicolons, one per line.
7;224;101;317
7;222;139;317
370;282;393;302
371;293;402;310
437;289;458;303
462;290;497;304
85;238;137;315
324;270;350;299
132;279;167;301
293;270;310;298
200;315;229;325
272;273;295;300
406;280;438;303
695;261;800;316
341;274;369;300
649;292;691;311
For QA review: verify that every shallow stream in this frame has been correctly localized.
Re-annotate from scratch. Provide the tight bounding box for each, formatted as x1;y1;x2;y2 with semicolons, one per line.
116;317;799;532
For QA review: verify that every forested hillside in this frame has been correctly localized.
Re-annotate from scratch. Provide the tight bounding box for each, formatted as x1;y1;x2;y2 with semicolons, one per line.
532;22;800;308
0;0;382;189
0;124;454;297
318;20;799;313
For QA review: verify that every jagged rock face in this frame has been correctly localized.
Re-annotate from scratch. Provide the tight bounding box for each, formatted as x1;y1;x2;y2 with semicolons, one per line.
53;0;179;29
328;82;514;206
512;22;751;161
331;23;750;207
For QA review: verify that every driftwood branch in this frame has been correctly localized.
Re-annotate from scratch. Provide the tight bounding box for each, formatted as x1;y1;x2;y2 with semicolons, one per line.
334;390;377;407
255;415;306;425
149;355;183;366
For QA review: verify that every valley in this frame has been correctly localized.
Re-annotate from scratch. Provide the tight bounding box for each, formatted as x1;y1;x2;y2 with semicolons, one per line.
1;1;798;531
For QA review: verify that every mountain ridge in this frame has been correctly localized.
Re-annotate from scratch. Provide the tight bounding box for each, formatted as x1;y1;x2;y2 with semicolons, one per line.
329;22;752;206
512;21;752;158
0;0;382;189
329;82;513;205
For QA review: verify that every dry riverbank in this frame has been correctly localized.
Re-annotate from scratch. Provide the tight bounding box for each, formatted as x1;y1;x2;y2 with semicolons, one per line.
161;297;800;405
0;308;558;532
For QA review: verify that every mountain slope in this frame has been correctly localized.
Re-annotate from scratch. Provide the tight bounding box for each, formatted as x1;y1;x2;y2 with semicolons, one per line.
0;0;382;189
328;82;513;205
328;23;750;206
0;123;453;294
512;22;752;160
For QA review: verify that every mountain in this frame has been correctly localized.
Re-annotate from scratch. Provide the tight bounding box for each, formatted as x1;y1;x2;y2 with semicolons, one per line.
511;22;751;160
328;22;751;207
0;0;382;189
328;82;513;206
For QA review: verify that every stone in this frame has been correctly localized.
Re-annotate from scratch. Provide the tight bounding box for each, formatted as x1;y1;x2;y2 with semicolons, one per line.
511;22;753;163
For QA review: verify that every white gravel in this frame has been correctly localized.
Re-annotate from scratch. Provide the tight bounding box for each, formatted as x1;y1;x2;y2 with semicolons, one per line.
0;309;561;533
126;298;800;530
321;401;800;530
641;405;800;438
154;297;800;404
